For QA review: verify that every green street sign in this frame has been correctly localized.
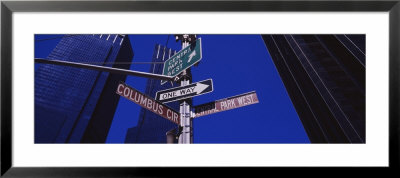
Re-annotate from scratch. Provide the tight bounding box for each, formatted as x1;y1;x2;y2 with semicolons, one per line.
161;38;202;84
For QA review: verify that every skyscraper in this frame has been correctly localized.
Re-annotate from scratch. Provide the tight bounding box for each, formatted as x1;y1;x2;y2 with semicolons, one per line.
261;35;365;143
35;34;133;143
125;44;184;143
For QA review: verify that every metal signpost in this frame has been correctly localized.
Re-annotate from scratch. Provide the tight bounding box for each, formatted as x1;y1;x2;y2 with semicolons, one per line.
176;35;196;144
161;37;202;85
155;79;213;103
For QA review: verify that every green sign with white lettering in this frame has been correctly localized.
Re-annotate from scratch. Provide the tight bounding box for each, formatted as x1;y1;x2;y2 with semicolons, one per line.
162;38;202;83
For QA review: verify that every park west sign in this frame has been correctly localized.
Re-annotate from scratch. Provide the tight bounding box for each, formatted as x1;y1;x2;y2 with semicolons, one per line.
194;91;259;118
116;82;180;125
162;38;202;80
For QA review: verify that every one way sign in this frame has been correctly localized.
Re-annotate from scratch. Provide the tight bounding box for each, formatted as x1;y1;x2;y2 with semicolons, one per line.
156;79;213;103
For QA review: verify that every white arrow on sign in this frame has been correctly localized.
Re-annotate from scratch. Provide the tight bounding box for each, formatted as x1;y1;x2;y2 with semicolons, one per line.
156;79;214;103
187;50;196;63
160;83;209;101
193;82;208;94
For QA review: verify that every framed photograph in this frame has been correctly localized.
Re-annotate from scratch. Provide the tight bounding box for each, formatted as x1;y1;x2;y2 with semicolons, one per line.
1;0;399;176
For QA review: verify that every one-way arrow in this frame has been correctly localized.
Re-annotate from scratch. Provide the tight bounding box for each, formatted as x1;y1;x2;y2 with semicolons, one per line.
155;79;213;103
193;82;208;94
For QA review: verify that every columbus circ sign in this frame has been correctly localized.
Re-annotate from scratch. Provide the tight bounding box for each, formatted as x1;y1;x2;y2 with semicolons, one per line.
116;82;180;125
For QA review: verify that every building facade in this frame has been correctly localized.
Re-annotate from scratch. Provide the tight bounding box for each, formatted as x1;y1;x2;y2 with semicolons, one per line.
35;34;133;143
261;35;365;143
125;44;185;143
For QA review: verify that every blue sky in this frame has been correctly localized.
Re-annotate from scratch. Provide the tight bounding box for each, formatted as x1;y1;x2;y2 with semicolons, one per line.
35;34;310;143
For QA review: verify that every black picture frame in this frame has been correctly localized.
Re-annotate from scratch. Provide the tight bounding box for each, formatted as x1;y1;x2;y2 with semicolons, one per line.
1;0;399;176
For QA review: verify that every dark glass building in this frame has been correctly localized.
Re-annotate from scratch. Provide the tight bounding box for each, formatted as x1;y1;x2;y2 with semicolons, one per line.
35;34;133;143
125;44;183;143
261;35;365;143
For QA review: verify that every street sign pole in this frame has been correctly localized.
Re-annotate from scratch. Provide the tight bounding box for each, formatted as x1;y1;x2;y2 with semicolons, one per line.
178;35;195;144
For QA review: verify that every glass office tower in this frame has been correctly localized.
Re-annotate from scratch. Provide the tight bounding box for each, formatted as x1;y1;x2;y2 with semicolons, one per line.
262;35;365;143
125;44;184;143
35;34;133;143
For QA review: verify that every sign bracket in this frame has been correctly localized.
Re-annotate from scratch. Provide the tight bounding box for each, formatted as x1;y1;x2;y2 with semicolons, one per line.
35;58;175;81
